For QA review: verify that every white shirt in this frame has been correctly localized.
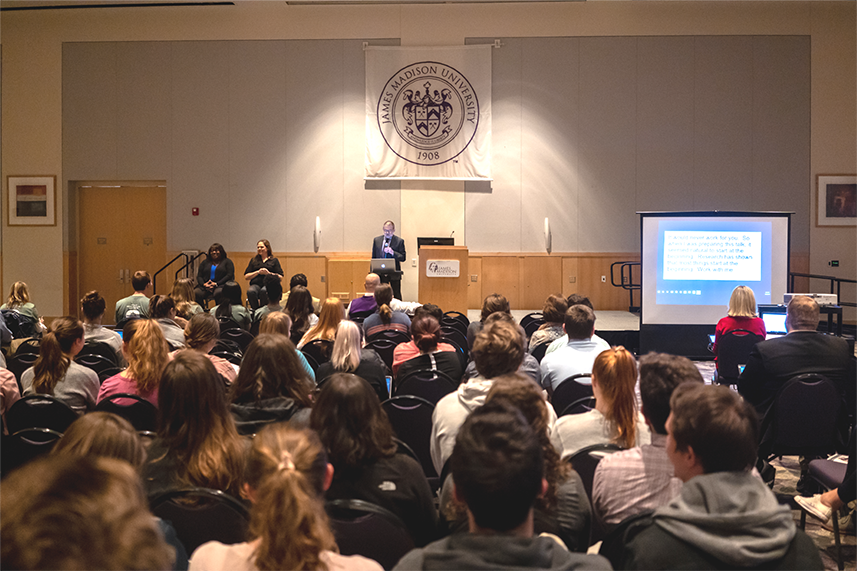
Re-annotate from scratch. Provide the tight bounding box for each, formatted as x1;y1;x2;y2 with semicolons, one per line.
540;335;611;391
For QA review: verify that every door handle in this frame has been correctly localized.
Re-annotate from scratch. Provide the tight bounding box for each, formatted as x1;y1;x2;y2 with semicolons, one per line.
119;269;125;283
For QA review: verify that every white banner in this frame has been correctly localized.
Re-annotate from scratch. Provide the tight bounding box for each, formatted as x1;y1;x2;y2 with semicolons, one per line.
366;45;492;180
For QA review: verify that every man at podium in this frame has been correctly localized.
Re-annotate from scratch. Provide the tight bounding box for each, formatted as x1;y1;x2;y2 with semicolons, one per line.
371;220;406;299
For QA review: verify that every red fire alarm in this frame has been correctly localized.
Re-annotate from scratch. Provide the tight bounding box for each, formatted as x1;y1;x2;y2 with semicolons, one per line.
192;208;199;216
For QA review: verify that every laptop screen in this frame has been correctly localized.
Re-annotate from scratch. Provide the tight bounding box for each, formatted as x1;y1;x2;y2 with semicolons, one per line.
761;312;787;335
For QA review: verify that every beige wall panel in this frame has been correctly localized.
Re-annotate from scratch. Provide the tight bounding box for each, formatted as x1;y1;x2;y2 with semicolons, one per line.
327;259;357;301
468;256;483;309
561;257;580;300
520;256;563;309
480;256;520;309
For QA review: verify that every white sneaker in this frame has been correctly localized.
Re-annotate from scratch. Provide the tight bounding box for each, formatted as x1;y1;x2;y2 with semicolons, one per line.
795;494;833;523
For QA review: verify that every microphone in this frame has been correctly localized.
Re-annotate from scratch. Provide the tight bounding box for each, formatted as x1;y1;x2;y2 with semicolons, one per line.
450;230;454;238
382;238;390;257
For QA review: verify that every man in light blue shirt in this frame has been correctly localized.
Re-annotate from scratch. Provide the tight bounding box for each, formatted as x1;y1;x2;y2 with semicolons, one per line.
539;304;610;393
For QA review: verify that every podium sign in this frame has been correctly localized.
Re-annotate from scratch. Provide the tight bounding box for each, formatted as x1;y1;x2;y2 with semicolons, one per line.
426;260;460;278
419;246;468;313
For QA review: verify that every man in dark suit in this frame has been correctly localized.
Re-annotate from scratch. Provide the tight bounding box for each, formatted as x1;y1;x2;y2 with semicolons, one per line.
738;295;852;417
371;220;406;299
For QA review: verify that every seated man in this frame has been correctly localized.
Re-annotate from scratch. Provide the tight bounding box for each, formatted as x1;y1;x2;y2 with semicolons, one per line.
347;273;381;318
395;402;610;570
252;277;284;324
543;294;609;356
739;295;851;417
115;270;151;323
539;304;610;393
592;352;702;531
461;312;543;386
622;383;823;570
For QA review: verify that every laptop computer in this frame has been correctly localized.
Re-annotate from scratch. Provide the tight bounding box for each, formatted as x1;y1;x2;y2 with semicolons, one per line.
370;258;395;273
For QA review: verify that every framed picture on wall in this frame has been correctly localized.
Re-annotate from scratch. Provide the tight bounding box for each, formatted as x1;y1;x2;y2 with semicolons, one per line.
7;175;56;226
817;174;856;227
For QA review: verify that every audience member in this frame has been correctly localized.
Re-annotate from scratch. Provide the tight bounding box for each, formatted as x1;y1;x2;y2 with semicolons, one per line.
257;311;316;382
2;280;44;328
712;285;766;365
551;346;650;459
543;294;609;356
21;316;98;414
466;293;510;350
592;352;702;531
316;320;388;401
115;270;151;323
1;455;175;571
80;290;125;366
363;283;410;337
528;294;568;354
171;277;204;320
188;424;381;571
285;285;319;344
396;314;464;384
739;295;851;417
98;319;170;407
252;276;284;325
229;334;314;435
796;429;856;527
144;351;246;499
282;273;321;313
461;312;543;385
194;242;235;307
621;383;823;569
348;273;382;318
243;239;284;311
311;373;438;547
392;304;456;376
1;368;21;434
211;281;252;331
298;297;344;349
149;294;187;349
540;304;610;393
182;312;237;386
395;402;610;570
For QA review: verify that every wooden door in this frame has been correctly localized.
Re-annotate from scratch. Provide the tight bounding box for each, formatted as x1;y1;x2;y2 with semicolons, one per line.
78;185;166;324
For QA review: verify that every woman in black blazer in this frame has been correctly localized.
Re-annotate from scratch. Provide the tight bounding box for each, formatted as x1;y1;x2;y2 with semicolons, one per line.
194;242;235;306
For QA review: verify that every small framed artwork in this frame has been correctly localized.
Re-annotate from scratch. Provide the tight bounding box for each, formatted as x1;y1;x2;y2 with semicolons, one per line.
7;175;56;226
817;174;856;227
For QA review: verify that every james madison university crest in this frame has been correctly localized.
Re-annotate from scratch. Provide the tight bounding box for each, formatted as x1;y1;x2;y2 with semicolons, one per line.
377;61;480;167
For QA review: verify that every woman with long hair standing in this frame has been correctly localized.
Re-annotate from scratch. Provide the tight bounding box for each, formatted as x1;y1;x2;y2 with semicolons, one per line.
361;283;410;338
21;317;98;413
550;346;650;459
298;297;344;349
316;320;388;400
188;424;382;571
144;351;246;499
97;319;170;407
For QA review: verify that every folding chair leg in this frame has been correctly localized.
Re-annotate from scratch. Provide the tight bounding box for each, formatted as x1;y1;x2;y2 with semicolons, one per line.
832;510;843;571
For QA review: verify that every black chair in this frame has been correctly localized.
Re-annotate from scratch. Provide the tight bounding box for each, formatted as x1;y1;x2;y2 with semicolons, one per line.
149;488;250;555
395;368;457;405
519;312;544;339
393;436;421;464
95;393;158;433
561;396;597;417
220;327;255;353
439;326;468;356
216;316;242;332
799;458;849;570
96;366;123;383
249;318;261;337
366;329;411;346
365;338;397;374
326;499;415;570
6;352;39;391
551;374;593;416
440;316;467;338
211;351;242;366
2;427;63;476
302;351;320;376
16;337;41;356
714;329;764;384
598;511;654;569
437;336;468;371
567;443;624;503
211;339;243;365
522;319;545;340
302;338;334;366
759;373;848;462
75;353;120;378
531;342;549;363
5;395;78;435
442;311;469;327
77;341;118;365
382;395;437;477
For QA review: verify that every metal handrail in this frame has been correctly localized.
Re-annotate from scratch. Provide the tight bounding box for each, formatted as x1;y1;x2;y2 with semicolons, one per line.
152;252;189;295
789;272;857;308
610;261;641;313
175;252;205;283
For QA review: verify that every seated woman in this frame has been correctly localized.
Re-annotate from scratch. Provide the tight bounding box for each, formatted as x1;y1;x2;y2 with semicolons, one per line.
182;313;237;387
316;321;388;401
362;283;410;338
210;281;252;331
297;297;344;349
80;290;126;366
528;294;568;354
310;373;437;546
171;277;204;320
144;351;246;499
466;293;509;351
441;374;592;552
149;294;187;349
285;285;318;345
188;424;382;571
21;317;99;414
551;346;650;459
712;285;766;373
98;319;170;407
258;312;315;383
243;239;284;311
194;243;235;307
1;280;44;333
228;334;314;436
395;315;463;385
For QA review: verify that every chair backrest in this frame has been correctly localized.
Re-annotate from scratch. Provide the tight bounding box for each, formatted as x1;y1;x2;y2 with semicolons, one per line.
97;366;124;384
442;311;470;327
382;395;436;477
440;317;467;338
95;393;158;432
16;337;41;356
366;329;411;346
551;374;593;415
216;316;241;332
567;443;624;503
522;318;545;340
519;312;544;339
561;396;597;417
716;329;764;381
77;341;118;365
5;394;78;435
2;427;64;476
302;338;334;365
149;488;250;555
74;353;120;376
531;342;549;363
437;336;468;371
326;499;415;570
6;352;39;390
301;351;320;375
395;369;457;405
220;327;255;352
762;373;847;458
365;338;397;373
439;326;468;355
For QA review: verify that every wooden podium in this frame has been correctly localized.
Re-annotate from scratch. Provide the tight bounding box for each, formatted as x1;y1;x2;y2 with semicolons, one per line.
418;246;469;314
